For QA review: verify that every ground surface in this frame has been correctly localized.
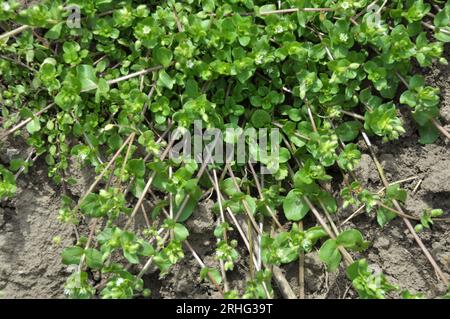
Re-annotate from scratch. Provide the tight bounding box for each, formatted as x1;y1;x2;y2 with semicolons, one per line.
0;50;449;299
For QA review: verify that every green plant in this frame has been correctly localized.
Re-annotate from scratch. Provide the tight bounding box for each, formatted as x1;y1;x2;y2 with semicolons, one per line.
0;164;16;199
415;208;445;232
347;259;399;299
0;0;449;300
319;229;369;272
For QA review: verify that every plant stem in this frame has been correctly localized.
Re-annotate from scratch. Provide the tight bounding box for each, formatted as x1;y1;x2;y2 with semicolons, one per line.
259;7;334;15
137;231;170;279
298;221;305;299
319;200;340;236
431;118;450;141
204;169;276;298
248;217;255;279
172;134;221;222
247;161;284;230
341;110;365;121
340;175;419;226
212;169;227;240
173;6;184;32
123;123;173;197
184;241;224;295
303;196;354;266
0;54;36;73
80;65;165;93
0;103;55;141
14;149;36;179
421;21;450;35
73;133;134;214
225;164;262;235
0;25;31;41
307;107;318;132
138;190;225;296
118;133;136;187
124;135;176;229
272;121;311;141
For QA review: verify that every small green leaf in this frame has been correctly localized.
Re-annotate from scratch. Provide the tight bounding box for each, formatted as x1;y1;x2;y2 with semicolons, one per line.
154;47;173;67
319;239;341;272
346;259;369;281
200;267;222;285
283;190;310;221
45;22;63;39
386;184;407;202
336;229;368;251
176;190;202;222
62;246;84;265
85;248;103;269
26;118;41;134
127;159;145;178
318;191;337;214
336;121;362;142
434;9;449;28
418;121;439;144
251;109;271;128
77;65;98;91
158;70;175;89
377;207;397;228
173;223;189;241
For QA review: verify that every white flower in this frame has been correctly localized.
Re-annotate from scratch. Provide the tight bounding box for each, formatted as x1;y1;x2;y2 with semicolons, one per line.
142;26;151;34
275;25;284;34
116;278;125;285
2;3;11;11
341;1;350;9
255;53;264;65
339;33;349;42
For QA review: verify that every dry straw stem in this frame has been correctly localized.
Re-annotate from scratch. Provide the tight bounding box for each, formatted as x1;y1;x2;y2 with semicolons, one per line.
362;132;449;286
247;160;284;230
137;231;170;279
431;118;450;141
302;195;354;266
0;103;55;141
124;135;176;229
123;123;173;196
340;176;419;226
298;221;305;299
0;54;36;73
206;7;334;17
0;25;31;41
172;133;222;222
259;7;334;15
72;133;134;215
184;240;224;295
81;64;166;93
225;163;263;235
375;202;450;223
204;168;290;298
421;21;450;35
143;189;225;295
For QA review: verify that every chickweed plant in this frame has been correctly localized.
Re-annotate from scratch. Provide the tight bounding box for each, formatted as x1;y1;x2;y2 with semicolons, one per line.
0;0;449;299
